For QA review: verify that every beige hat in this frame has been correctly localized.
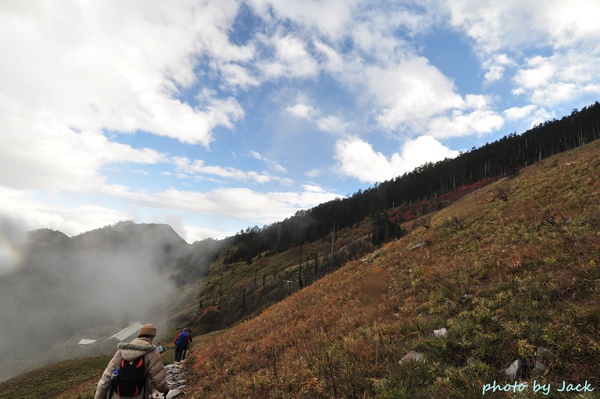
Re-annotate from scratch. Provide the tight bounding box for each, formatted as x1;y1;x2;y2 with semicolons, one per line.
138;323;157;337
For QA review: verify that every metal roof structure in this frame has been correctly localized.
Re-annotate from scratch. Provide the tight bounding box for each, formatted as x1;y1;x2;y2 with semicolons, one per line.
108;322;144;342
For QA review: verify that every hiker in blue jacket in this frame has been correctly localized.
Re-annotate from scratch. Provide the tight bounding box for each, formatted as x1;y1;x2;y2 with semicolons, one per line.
173;328;191;362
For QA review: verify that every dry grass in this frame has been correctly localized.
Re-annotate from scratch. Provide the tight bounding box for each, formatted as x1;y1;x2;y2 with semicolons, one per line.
188;141;600;398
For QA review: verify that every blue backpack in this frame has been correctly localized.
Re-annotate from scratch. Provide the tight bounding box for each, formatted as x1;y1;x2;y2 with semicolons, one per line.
176;331;189;346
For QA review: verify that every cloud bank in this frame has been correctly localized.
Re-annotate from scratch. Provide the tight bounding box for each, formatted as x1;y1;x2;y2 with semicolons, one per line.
1;0;599;242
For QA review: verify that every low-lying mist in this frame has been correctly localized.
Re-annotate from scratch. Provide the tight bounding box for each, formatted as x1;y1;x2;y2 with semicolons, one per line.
0;219;216;382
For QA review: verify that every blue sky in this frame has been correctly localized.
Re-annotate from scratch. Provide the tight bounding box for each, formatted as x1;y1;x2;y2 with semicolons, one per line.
1;0;600;248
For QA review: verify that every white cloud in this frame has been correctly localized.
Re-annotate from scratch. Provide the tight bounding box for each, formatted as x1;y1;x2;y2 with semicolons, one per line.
0;183;336;246
249;151;262;160
285;103;319;119
250;151;287;173
1;177;339;243
513;51;600;106
0;111;164;192
0;0;247;152
503;105;538;121
284;100;346;135
184;225;232;242
257;33;319;80
334;135;459;183
366;56;463;130
364;55;503;137
482;53;516;83
220;63;260;89
0;186;132;238
313;40;345;73
445;0;572;54
304;169;322;179
504;106;554;130
543;1;600;48
0;0;252;203
401;135;460;166
172;157;291;185
447;0;600;108
151;185;339;225
514;56;555;90
316;115;347;135
247;0;359;40
427;108;505;138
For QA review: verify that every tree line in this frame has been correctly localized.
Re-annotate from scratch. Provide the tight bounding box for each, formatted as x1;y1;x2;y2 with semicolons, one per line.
224;102;600;263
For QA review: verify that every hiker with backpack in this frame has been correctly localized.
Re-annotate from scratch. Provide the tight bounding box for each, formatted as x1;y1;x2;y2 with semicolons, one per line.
173;328;191;362
181;329;192;360
94;323;170;399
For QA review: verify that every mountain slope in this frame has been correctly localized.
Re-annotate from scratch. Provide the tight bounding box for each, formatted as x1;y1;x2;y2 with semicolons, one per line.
187;140;600;398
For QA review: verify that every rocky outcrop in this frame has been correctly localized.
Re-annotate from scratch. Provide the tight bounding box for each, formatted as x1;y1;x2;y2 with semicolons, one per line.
150;362;187;398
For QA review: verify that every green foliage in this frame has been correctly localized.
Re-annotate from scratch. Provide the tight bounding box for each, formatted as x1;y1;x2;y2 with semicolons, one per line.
0;356;110;399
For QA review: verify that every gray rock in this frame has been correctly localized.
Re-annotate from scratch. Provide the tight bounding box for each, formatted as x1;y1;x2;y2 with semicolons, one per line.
433;328;448;338
168;389;184;398
504;359;523;380
362;250;381;262
152;362;188;397
536;347;550;359
532;347;550;375
409;242;426;251
399;350;424;365
534;361;546;372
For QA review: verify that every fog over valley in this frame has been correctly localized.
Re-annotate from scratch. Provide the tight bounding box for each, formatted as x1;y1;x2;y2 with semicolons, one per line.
0;218;218;382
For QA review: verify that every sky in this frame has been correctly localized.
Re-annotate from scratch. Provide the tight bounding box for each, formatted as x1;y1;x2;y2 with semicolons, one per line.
1;0;600;247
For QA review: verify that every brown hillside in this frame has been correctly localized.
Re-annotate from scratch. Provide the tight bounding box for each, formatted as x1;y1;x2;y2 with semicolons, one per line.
187;140;600;398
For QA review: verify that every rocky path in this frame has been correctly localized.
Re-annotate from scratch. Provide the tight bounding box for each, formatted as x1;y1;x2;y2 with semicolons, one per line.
150;362;187;398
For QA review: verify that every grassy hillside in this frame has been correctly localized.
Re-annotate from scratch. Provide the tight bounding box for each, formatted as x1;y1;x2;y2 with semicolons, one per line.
0;350;179;399
0;356;110;399
2;140;599;398
186;140;600;398
170;215;377;336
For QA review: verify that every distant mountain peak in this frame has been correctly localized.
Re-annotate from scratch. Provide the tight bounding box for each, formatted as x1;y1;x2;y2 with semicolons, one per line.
27;228;70;248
